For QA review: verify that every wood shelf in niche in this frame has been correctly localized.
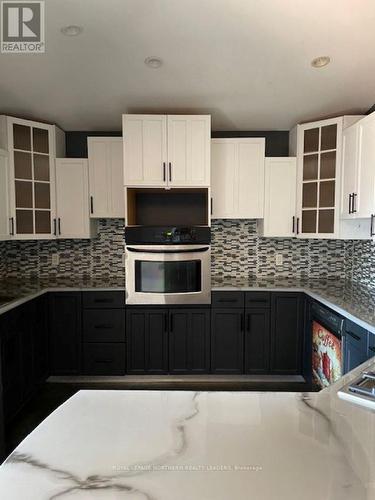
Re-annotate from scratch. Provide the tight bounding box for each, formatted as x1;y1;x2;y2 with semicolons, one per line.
125;188;210;226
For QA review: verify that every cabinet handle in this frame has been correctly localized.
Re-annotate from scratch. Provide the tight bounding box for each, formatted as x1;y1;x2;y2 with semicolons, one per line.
296;217;300;235
170;313;173;333
352;193;357;213
94;324;114;330
90;196;94;214
211;197;213;216
241;313;244;332
349;193;353;214
164;314;168;333
292;216;295;234
218;298;237;303
169;162;172;182
58;218;61;235
94;358;113;364
247;315;250;332
94;298;112;304
371;215;375;237
346;330;361;342
163;162;166;182
53;218;57;236
9;217;14;236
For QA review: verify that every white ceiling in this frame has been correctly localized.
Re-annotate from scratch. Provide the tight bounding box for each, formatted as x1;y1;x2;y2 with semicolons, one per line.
0;0;374;131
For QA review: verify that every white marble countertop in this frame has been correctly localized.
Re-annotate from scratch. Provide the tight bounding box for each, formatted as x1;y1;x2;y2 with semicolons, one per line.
1;358;375;499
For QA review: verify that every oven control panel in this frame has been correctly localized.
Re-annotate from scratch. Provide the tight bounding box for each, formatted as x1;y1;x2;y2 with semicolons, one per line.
125;226;211;245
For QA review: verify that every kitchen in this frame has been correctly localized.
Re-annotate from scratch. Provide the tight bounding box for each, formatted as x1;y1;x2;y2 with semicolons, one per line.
1;0;375;498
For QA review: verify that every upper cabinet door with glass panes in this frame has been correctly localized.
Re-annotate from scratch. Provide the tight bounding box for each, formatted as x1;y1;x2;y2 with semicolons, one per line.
296;118;342;238
1;117;63;239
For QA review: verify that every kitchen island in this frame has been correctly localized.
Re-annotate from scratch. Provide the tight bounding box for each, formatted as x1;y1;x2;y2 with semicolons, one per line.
0;358;374;499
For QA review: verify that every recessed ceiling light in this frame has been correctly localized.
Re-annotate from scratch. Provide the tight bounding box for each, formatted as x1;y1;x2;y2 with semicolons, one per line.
61;25;83;37
311;56;331;68
144;56;163;69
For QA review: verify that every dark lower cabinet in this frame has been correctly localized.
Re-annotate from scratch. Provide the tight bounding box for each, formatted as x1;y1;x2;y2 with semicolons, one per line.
33;296;49;383
126;309;168;374
270;293;304;375
49;293;82;375
344;320;368;373
211;309;244;374
244;308;270;374
83;343;125;375
169;309;210;374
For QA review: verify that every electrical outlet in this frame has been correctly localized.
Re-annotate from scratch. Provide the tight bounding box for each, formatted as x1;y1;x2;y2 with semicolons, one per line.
51;253;59;266
275;254;283;266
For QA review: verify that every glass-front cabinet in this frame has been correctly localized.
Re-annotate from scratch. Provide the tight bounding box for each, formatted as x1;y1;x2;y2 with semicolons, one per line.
0;116;65;239
295;117;342;238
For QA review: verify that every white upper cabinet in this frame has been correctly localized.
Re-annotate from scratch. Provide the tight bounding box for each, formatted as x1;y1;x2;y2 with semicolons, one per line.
341;124;359;219
167;115;210;186
0;115;65;240
260;157;297;237
0;149;9;240
55;159;97;239
211;138;265;219
123;114;210;187
341;112;375;225
88;137;124;218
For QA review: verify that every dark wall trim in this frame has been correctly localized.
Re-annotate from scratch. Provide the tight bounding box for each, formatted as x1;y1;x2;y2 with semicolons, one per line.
65;131;121;158
66;130;289;158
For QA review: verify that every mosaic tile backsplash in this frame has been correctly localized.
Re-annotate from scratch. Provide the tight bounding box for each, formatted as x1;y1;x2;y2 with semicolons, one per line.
0;219;374;288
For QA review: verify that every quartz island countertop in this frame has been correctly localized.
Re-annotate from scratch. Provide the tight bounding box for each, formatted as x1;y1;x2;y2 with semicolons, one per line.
0;356;375;499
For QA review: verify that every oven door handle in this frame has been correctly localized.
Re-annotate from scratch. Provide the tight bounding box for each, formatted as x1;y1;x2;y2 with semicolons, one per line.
126;247;210;254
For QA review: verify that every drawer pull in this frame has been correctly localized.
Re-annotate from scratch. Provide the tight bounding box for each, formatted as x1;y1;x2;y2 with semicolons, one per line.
346;331;361;341
94;299;113;304
218;298;238;303
95;358;113;364
94;324;114;330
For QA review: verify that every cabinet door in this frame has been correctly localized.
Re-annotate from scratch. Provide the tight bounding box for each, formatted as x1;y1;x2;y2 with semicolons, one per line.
263;157;297;237
123;115;167;186
211;138;265;219
244;308;270;374
126;308;168;374
344;336;368;373
211;140;236;217
296;118;340;237
270;293;303;374
0;150;9;240
237;139;265;218
56;159;93;238
88;137;124;217
341;124;359;219
1;311;23;422
49;293;82;375
357;115;375;218
7;117;56;239
211;309;243;374
167;115;210;187
33;296;49;383
169;309;210;374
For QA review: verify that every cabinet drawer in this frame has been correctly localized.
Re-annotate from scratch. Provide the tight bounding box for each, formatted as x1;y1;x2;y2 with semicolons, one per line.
212;291;244;308
83;343;125;375
82;291;125;309
345;319;368;350
83;309;125;342
245;292;271;309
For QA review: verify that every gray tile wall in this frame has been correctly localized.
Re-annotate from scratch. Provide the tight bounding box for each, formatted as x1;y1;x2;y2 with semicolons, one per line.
0;218;374;288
